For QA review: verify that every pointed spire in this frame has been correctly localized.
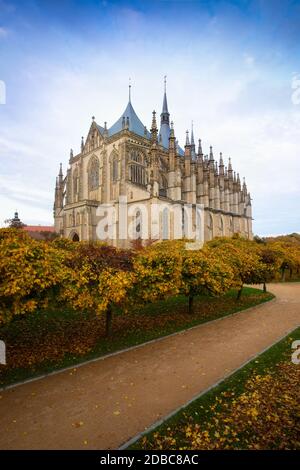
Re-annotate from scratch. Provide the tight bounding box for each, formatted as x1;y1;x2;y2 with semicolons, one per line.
151;110;158;142
228;157;233;179
185;130;190;146
198;139;203;156
170;120;174;138
104;121;108;136
219;152;224;176
168;121;176;170
190;121;196;160
58;163;63;185
191;121;195;146
237;172;241;190
81;136;84;152
219;152;224;166
70;149;73;159
161;75;170;125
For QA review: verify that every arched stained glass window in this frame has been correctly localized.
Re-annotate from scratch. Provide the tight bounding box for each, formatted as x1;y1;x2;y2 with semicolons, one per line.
88;156;100;190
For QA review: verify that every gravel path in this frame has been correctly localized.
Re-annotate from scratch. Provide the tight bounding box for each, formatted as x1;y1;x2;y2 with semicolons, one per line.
0;283;299;450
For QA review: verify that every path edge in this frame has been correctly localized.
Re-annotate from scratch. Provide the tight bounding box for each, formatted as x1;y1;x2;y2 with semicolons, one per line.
0;295;276;393
118;324;297;450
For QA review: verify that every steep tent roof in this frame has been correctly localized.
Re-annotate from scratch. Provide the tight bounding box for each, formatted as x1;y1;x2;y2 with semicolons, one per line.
108;101;150;138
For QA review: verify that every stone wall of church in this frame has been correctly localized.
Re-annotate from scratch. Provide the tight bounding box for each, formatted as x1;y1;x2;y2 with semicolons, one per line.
54;119;252;245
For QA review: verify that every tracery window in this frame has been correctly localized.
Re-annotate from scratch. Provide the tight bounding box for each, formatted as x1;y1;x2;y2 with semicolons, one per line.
112;157;118;181
159;173;167;197
88;156;100;191
129;150;146;186
73;167;79;199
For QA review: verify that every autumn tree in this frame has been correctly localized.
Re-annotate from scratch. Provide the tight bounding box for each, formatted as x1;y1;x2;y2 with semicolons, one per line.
0;229;66;324
180;247;234;314
132;241;183;306
62;242;135;336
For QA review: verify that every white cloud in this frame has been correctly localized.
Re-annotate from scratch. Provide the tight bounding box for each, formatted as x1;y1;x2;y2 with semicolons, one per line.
0;26;9;37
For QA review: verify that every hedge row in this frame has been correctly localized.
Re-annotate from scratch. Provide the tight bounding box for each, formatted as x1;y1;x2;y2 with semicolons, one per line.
0;229;299;335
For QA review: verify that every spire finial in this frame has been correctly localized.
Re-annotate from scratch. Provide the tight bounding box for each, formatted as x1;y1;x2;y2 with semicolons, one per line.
164;75;167;93
92;116;95;122
129;77;131;102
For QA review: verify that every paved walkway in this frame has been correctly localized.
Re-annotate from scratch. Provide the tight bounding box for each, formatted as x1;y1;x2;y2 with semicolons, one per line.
0;283;299;450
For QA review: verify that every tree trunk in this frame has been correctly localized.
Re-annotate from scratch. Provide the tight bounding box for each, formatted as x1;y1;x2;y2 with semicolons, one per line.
188;295;194;315
105;305;113;337
236;285;243;300
281;268;286;282
263;282;267;293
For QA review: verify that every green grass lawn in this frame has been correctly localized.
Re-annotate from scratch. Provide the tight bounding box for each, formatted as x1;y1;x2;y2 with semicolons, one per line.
130;326;300;450
0;287;274;389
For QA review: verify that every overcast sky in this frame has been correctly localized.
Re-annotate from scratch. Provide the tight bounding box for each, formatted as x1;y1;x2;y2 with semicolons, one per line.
0;0;299;235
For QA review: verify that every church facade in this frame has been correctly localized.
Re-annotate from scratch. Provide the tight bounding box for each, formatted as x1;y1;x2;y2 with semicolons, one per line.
53;82;252;246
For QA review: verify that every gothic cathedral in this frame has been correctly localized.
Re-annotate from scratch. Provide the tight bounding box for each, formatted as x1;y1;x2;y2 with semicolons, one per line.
54;81;252;245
